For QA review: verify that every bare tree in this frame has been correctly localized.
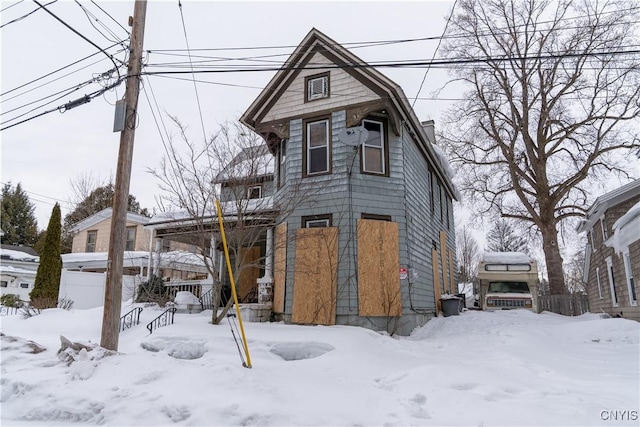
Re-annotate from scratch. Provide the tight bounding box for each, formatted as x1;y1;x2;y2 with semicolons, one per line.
456;223;480;284
565;244;587;295
440;0;640;294
148;118;309;325
485;218;529;254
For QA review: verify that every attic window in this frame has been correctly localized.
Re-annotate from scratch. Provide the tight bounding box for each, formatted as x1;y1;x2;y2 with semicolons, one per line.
305;72;329;102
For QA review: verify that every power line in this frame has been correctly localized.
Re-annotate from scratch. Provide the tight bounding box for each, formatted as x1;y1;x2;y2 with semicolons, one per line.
0;0;56;29
177;0;207;144
0;42;122;98
33;0;123;80
0;0;24;13
74;0;127;47
90;0;129;35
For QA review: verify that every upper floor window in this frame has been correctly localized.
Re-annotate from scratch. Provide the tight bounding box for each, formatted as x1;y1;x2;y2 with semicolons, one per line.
305;72;329;102
600;218;608;241
86;230;97;252
277;139;287;189
247;185;262;200
125;226;137;251
0;281;7;288
361;213;391;222
20;283;29;289
303;214;332;228
305;119;331;176
605;256;618;307
162;238;171;252
623;252;637;306
361;119;386;175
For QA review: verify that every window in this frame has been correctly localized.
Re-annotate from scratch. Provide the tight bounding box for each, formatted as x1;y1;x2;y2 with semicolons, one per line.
0;281;7;288
361;119;386;174
605;256;618;307
589;230;596;252
305;119;330;176
305;72;329;101
596;267;603;299
86;230;97;252
247;185;262;200
430;171;435;214
600;218;608;241
162;239;171;252
20;283;29;289
278;139;287;189
439;186;444;223
623;252;637;306
361;213;391;222
302;214;332;228
125;226;137;251
446;197;450;230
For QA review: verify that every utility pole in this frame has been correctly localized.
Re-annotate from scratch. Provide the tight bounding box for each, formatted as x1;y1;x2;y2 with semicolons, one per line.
101;0;148;351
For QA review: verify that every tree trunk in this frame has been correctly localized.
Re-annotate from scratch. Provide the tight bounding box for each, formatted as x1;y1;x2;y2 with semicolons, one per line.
540;224;566;295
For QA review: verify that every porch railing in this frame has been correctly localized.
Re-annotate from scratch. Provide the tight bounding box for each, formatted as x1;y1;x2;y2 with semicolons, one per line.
120;307;143;332
146;307;177;334
0;306;21;316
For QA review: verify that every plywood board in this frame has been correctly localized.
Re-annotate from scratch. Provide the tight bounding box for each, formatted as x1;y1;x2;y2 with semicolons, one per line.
238;246;260;302
449;248;456;295
357;219;402;317
273;222;287;314
291;227;338;325
432;247;442;314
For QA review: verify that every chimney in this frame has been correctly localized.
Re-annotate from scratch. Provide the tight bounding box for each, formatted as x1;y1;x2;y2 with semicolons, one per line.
421;120;435;144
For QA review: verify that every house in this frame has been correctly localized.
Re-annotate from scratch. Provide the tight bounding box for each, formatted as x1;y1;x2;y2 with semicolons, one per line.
0;245;39;302
237;28;459;334
577;179;640;321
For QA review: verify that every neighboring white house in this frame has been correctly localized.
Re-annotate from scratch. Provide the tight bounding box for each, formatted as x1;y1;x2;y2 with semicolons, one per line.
0;245;39;302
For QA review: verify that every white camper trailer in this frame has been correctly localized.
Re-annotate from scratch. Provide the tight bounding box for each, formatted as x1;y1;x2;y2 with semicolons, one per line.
477;252;539;312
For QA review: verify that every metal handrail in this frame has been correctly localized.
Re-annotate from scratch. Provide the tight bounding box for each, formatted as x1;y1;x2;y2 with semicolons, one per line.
120;307;143;332
146;307;177;334
0;306;21;316
199;288;213;310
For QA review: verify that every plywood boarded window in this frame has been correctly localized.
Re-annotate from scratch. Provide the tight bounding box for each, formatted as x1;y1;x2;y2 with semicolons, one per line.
357;219;402;317
292;227;338;325
273;222;287;314
238;246;261;302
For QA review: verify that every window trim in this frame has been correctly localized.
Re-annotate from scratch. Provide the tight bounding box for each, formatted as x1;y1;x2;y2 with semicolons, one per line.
589;230;596;252
302;214;333;228
622;251;637;306
125;226;137;251
86;230;97;253
303;117;332;177
247;185;262;200
600;217;608;241
605;256;618;307
277;139;287;189
360;118;389;176
304;72;330;102
595;267;603;299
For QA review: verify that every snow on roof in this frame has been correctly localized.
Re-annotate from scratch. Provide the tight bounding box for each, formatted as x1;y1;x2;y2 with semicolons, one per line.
481;252;532;264
0;248;39;262
431;144;462;200
606;200;640;254
61;250;207;268
61;251;149;263
0;265;38;276
68;208;150;234
214;145;274;183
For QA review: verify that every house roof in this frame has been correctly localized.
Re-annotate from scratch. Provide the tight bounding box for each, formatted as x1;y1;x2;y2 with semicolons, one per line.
240;28;458;201
576;179;640;233
0;244;38;257
61;250;208;273
214;145;274;183
68;208;151;234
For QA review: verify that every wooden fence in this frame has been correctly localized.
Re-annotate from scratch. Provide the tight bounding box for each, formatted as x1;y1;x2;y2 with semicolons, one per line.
538;294;590;316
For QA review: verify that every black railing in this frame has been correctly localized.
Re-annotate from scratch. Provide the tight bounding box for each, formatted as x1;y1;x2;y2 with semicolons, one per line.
200;288;213;310
120;307;143;332
0;306;21;316
146;307;177;334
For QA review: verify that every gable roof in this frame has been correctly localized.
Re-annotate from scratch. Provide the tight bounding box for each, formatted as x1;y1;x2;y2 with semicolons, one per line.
214;145;274;184
240;28;458;200
576;179;640;233
68;208;150;234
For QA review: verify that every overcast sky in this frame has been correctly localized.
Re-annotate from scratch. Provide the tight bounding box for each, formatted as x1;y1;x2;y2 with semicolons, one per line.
1;0;463;228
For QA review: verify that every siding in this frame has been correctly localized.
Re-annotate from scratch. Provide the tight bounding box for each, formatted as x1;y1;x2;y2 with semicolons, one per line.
263;52;380;123
71;219;151;253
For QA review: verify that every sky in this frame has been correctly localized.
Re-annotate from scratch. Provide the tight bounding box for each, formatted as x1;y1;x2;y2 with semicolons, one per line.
1;304;639;426
1;0;460;228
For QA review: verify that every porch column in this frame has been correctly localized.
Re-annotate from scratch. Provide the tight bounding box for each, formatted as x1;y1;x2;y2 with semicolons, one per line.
153;237;162;277
146;228;155;281
208;235;217;280
257;226;274;304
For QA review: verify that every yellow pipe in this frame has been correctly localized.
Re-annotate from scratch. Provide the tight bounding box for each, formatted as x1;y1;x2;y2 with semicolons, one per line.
215;198;252;368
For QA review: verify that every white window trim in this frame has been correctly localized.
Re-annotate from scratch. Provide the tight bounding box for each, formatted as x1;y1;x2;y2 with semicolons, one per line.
247;185;262;199
605;256;618;307
622;251;637;306
308;76;328;100
362;119;385;174
595;267;603;299
306;120;330;175
600;217;608;241
305;219;330;228
589;230;596;252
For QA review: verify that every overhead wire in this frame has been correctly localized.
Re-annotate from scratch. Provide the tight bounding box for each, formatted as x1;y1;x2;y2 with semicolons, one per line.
0;0;56;29
90;0;129;35
0;0;25;13
33;0;124;80
74;0;128;48
177;0;207;143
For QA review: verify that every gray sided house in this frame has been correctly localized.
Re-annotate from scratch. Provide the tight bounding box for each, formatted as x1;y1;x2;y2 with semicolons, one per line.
577;179;640;321
240;28;459;335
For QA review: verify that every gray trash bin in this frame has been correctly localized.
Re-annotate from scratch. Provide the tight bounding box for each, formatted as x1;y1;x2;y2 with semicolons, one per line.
441;297;461;317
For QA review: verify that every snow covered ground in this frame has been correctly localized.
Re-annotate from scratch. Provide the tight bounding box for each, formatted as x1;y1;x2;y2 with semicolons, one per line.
1;305;638;426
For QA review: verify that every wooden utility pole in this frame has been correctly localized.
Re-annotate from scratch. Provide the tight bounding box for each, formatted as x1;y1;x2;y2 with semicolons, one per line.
101;0;148;351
